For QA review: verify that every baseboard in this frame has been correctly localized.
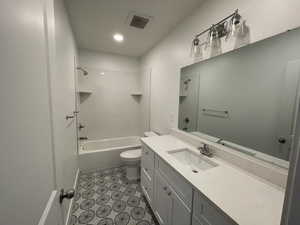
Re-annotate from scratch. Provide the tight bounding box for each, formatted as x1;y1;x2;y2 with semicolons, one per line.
65;168;80;225
38;191;58;225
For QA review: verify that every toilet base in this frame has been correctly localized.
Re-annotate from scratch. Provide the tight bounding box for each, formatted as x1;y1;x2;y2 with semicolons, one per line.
125;165;140;180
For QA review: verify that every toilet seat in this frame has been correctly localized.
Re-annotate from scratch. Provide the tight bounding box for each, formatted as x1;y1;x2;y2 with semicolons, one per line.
120;149;141;162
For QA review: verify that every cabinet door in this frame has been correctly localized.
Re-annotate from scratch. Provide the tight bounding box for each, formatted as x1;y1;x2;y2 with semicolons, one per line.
193;192;237;225
192;216;203;225
169;186;191;225
154;172;172;225
141;168;153;205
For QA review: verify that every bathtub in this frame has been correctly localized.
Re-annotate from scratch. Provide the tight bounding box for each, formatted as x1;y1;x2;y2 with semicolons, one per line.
78;136;141;171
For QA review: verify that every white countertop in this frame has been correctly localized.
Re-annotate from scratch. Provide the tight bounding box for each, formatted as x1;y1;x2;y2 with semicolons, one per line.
141;135;285;225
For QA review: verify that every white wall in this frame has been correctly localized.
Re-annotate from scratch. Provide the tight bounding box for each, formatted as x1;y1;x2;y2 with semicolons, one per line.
140;68;152;134
79;50;140;72
51;0;78;219
0;0;78;224
141;0;300;134
0;1;56;224
78;50;142;139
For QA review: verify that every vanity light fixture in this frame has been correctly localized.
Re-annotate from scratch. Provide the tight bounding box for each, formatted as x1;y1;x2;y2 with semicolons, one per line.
113;33;124;42
190;38;203;59
191;9;243;58
208;25;222;57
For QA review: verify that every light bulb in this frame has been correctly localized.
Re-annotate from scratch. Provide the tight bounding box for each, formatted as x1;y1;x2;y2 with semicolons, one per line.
191;38;203;59
207;26;222;57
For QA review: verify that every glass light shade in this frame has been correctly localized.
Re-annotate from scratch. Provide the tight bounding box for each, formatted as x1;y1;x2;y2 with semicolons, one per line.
191;38;203;59
225;12;242;41
210;37;222;57
208;26;222;57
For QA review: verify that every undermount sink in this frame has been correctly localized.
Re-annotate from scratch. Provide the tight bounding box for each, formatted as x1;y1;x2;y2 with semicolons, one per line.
168;148;218;173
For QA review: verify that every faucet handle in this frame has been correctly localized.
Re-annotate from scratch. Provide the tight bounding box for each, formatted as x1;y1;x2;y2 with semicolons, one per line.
198;143;208;150
198;144;213;157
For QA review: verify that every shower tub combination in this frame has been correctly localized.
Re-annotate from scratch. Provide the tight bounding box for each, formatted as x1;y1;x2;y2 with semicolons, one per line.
78;136;141;171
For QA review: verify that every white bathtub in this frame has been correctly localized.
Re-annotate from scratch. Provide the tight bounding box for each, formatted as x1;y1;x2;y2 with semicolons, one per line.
78;136;141;171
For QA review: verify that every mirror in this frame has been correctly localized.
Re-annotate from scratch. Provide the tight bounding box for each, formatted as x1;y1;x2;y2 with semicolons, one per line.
179;28;300;167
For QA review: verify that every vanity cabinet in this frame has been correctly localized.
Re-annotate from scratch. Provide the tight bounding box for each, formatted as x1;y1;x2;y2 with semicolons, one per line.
156;156;193;208
154;171;191;225
141;144;155;182
141;142;236;225
193;191;237;225
153;171;171;225
141;144;155;205
141;168;153;205
141;143;192;225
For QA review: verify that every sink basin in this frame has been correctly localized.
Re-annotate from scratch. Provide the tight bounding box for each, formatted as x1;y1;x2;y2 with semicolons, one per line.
168;148;218;172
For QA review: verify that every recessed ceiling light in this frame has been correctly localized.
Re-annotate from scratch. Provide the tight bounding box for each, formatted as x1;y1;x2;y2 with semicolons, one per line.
100;72;105;75
113;33;124;42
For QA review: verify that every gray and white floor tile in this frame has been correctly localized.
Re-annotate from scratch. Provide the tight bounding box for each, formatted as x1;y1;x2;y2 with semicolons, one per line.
69;166;158;225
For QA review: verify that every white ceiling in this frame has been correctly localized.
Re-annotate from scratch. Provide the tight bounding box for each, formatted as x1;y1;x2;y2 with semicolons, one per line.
65;0;204;57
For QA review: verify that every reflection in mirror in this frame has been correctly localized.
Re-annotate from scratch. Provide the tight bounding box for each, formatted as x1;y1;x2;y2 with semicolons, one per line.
179;28;300;168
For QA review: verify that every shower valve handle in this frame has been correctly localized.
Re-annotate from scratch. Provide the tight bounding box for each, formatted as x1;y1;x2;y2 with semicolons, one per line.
278;137;286;144
66;115;74;120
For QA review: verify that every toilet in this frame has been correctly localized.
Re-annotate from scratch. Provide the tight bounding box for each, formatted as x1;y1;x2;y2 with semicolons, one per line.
120;149;142;180
120;132;158;180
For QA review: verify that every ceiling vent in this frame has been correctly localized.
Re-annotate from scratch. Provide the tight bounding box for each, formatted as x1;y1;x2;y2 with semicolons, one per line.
130;15;149;29
126;12;153;29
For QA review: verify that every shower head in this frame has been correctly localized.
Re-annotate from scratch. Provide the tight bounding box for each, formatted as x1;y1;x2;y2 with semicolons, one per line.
77;67;88;76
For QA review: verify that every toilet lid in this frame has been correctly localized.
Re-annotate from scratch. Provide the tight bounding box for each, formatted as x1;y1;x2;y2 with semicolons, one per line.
120;149;142;161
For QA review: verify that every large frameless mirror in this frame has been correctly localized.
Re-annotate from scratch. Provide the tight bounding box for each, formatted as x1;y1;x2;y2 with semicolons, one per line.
179;27;300;167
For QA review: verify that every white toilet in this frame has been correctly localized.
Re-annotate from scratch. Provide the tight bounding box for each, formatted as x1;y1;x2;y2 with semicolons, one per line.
120;149;142;180
120;132;158;180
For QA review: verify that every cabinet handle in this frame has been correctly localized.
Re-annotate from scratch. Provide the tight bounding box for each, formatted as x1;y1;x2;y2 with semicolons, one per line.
145;168;148;172
163;186;167;191
167;191;172;196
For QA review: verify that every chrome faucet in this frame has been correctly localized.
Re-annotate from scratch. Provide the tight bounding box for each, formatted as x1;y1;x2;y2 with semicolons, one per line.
198;144;213;157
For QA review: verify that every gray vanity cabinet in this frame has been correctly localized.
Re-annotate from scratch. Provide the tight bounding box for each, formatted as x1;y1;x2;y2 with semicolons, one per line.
193;192;237;225
141;144;155;205
141;143;192;225
154;171;191;225
153;171;171;225
141;142;235;225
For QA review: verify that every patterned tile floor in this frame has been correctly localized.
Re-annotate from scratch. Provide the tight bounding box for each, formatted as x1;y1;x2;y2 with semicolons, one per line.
69;166;158;225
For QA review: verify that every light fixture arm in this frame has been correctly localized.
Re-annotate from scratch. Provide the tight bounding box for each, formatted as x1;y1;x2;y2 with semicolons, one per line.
194;9;239;39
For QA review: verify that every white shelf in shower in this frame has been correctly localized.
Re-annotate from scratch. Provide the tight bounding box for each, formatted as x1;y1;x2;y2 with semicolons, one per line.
131;92;142;96
78;89;93;94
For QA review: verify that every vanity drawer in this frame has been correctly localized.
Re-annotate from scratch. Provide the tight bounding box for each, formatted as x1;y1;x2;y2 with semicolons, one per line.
193;191;237;225
142;144;155;167
141;167;153;205
141;165;154;184
156;156;193;208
